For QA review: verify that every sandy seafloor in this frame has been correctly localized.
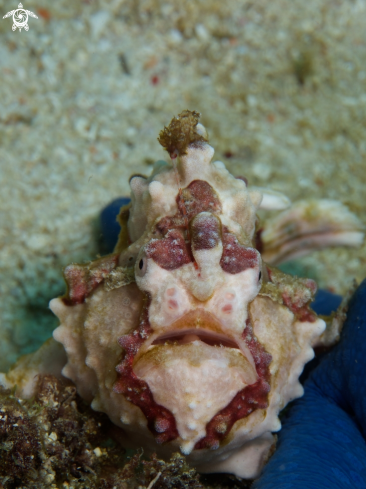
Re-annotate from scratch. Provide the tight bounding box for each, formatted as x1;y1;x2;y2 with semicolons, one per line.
0;0;365;371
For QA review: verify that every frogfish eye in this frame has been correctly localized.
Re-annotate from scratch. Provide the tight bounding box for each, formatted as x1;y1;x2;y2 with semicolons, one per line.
136;254;148;277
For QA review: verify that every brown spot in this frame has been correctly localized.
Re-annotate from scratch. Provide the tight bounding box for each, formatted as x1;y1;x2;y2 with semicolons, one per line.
37;7;51;20
315;178;324;187
151;75;159;85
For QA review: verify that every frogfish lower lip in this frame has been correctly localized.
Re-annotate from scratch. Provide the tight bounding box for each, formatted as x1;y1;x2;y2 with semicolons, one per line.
151;328;241;349
149;309;240;345
138;309;258;370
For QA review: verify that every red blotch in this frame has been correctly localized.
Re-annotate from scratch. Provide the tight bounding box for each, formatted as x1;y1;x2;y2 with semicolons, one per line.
220;232;259;274
62;254;119;305
114;299;179;444
191;213;221;250
168;299;178;309
156;215;179;235
146;229;193;270
304;278;317;295
37;8;51;20
235;175;248;186
266;266;274;282
282;291;317;323
181;180;222;221
222;304;232;313
151;75;160;85
266;268;318;322
63;267;88;305
195;321;272;450
155;180;222;236
255;227;263;253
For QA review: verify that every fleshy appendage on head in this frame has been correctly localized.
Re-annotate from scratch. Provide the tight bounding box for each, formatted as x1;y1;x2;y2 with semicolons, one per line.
157;109;208;158
2;110;361;480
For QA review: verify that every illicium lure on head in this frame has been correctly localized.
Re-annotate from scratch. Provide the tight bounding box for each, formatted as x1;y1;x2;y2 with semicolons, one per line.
1;111;364;479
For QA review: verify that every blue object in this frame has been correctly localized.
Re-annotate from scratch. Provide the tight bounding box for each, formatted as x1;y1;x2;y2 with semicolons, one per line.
100;197;130;252
253;279;366;488
312;289;343;316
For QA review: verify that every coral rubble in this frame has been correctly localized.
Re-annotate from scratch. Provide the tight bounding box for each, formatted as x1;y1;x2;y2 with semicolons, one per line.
0;375;208;489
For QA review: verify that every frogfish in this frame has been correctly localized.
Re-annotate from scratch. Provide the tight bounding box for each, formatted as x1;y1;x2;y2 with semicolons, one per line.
1;111;364;479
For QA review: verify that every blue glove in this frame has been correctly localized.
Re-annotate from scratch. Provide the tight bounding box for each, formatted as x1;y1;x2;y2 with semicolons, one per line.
100;197;130;252
254;280;366;488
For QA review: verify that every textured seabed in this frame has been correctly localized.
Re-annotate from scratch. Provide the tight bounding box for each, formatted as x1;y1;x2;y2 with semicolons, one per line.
0;0;365;369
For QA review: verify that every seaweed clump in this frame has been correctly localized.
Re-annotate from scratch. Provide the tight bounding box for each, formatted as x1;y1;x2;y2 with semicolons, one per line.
158;110;208;157
0;375;241;488
0;375;125;488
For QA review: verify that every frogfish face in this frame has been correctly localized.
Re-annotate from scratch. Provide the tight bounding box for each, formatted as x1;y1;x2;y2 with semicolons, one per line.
49;111;326;479
117;201;265;455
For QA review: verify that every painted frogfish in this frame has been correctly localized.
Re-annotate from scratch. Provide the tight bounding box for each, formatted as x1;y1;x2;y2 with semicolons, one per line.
2;111;364;479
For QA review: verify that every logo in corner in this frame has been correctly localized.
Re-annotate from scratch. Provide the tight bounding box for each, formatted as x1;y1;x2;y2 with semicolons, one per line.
3;2;38;31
